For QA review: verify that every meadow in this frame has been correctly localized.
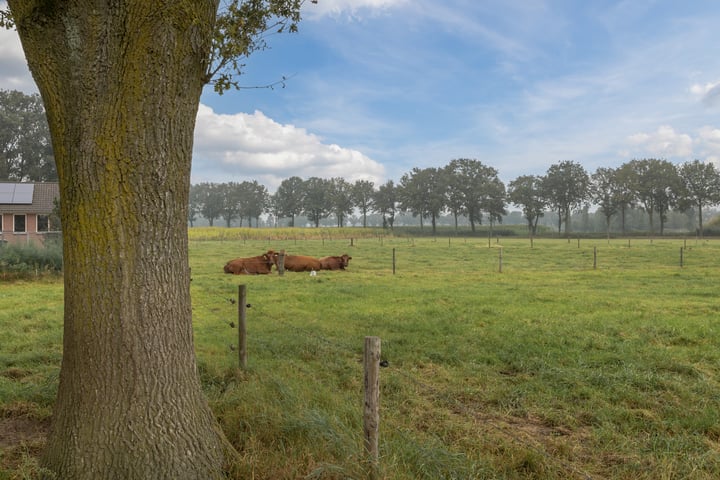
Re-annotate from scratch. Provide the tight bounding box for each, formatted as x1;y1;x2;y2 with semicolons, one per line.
1;229;719;479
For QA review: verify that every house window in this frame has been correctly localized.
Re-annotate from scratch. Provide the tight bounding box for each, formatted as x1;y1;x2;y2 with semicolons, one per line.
14;214;26;233
37;214;49;232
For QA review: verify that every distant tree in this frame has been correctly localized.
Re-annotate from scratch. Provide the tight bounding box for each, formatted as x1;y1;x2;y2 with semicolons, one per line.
442;165;465;229
678;160;720;237
238;180;268;227
542;160;589;235
219;182;242;227
303;177;331;227
188;183;203;227
397;167;446;234
199;182;225;227
372;180;397;229
275;176;305;226
0;89;55;181
507;175;546;236
626;158;681;235
352;179;375;227
483;176;507;234
591;167;620;240
612;162;637;235
445;158;504;232
328;177;354;227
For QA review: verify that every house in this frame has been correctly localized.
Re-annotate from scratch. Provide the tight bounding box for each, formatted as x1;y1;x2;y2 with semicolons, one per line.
0;182;60;246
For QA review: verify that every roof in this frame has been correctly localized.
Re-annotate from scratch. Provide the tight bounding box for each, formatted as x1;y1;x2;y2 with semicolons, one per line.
0;182;60;214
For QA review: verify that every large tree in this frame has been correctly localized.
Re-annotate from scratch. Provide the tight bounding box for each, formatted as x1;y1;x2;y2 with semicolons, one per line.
372;179;397;229
590;167;620;240
678;159;720;237
352;179;375;227
397;167;446;233
4;1;305;478
0;89;56;181
612;162;637;235
274;175;305;226
445;158;504;232
626;158;682;235
542;160;589;235
507;175;546;236
328;177;354;227
303;176;331;227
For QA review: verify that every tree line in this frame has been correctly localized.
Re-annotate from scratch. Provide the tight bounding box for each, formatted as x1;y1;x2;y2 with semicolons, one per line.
3;90;719;237
190;157;720;237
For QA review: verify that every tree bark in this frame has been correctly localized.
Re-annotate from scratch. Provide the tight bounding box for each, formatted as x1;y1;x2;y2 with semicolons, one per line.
9;1;227;478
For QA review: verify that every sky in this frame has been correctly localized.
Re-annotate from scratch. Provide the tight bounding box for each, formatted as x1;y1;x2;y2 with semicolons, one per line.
2;0;720;193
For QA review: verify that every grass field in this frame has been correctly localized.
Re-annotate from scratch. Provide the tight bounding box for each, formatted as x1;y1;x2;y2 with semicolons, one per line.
2;230;720;479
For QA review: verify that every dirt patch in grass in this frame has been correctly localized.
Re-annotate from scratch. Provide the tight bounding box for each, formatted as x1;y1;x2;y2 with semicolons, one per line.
0;415;49;475
0;416;49;449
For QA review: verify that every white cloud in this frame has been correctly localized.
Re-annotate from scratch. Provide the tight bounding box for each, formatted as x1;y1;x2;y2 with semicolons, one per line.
626;125;693;158
697;126;720;165
690;81;720;106
305;0;408;19
0;22;37;93
192;105;385;191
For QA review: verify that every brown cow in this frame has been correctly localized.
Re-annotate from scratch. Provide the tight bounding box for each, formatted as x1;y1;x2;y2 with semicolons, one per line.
319;254;352;270
267;250;322;272
223;253;274;274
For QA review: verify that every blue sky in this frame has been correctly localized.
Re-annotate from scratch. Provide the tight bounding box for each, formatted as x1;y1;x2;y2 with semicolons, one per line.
2;0;720;192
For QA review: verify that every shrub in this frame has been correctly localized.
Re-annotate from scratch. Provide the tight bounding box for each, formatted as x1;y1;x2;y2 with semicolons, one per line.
0;241;63;279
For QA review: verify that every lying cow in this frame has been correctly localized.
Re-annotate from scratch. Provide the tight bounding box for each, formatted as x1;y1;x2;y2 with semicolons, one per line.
223;253;274;274
268;250;322;272
319;254;352;270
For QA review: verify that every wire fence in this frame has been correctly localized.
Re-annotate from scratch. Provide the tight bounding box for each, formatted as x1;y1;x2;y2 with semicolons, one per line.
192;283;601;479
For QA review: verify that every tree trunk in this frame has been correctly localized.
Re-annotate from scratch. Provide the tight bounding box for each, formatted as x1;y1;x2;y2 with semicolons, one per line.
10;1;228;479
697;203;704;238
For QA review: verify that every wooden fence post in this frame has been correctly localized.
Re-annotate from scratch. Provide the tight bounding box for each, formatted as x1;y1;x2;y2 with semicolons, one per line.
498;247;503;273
364;336;381;479
392;248;396;275
238;284;247;370
278;249;286;276
593;246;597;270
680;247;684;268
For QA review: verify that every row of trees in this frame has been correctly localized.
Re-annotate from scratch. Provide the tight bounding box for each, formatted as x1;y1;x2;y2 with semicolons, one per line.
190;158;720;237
5;89;718;237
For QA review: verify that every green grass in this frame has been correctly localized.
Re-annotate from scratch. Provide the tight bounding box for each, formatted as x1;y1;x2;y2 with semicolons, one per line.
2;231;720;479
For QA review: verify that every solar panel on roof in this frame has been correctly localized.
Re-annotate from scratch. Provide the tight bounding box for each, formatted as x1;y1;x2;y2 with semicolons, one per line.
0;184;13;203
0;183;35;204
13;184;34;204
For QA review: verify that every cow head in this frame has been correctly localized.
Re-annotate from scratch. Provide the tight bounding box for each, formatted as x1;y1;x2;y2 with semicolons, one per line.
265;250;278;265
340;254;352;268
262;252;274;267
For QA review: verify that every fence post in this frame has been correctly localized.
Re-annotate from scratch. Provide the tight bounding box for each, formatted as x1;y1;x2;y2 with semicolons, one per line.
593;246;597;270
498;247;503;273
238;284;247;370
680;247;684;268
364;336;381;479
392;248;396;275
278;249;286;276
